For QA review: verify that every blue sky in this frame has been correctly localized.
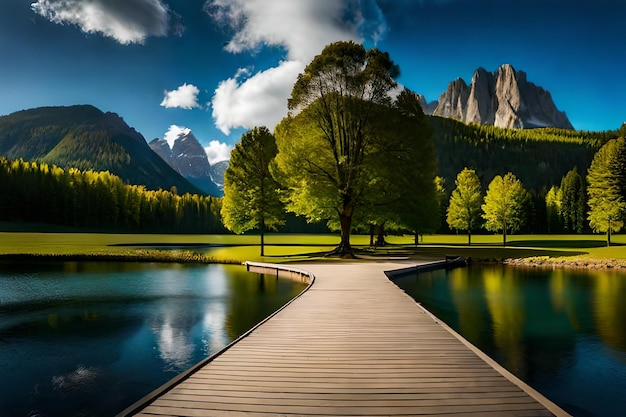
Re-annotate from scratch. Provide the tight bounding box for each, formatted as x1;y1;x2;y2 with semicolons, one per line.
1;0;624;163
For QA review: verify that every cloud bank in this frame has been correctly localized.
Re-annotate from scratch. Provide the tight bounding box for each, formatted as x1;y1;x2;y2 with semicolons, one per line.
204;140;233;164
161;83;201;109
206;0;388;135
31;0;182;44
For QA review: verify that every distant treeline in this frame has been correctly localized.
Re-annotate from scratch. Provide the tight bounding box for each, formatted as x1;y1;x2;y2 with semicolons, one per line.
0;157;225;233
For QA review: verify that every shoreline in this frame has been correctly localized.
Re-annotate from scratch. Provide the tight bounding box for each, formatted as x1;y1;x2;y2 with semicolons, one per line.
2;251;626;272
504;256;626;270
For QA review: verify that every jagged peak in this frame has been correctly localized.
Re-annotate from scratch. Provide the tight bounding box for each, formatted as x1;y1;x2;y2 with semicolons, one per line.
432;64;573;130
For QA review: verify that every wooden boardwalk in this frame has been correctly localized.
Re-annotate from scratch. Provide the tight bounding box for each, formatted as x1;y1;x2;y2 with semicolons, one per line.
123;261;568;417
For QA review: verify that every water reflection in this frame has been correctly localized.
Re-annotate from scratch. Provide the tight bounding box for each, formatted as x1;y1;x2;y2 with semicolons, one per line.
593;271;626;353
52;365;101;393
394;264;626;417
0;261;307;417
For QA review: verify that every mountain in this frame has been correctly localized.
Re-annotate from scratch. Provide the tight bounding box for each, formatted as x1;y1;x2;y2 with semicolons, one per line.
149;129;223;196
417;95;438;115
0;105;203;194
431;64;574;130
210;160;229;188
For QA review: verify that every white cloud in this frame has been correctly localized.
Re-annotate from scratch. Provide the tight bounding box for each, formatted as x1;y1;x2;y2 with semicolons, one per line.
206;0;358;62
163;125;191;149
161;83;201;110
204;140;233;164
31;0;181;45
211;60;303;135
205;0;388;135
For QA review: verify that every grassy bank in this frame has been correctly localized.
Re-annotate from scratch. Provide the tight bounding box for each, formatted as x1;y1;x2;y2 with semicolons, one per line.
0;232;624;266
0;232;341;264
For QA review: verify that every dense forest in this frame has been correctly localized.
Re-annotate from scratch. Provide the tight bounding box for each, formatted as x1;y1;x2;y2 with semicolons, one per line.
429;116;617;191
0;158;224;233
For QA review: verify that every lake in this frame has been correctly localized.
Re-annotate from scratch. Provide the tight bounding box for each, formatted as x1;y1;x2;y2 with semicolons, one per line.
0;261;307;417
393;264;626;417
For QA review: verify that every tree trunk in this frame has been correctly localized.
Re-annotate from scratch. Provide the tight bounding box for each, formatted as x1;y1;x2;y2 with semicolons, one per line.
503;227;507;247
369;224;375;247
467;230;472;246
376;224;386;247
260;216;265;256
607;225;612;247
336;209;353;257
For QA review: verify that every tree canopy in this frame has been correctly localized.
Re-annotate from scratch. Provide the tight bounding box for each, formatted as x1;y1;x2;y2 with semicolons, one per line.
0;157;222;233
221;127;284;255
276;41;427;256
446;168;482;244
559;167;586;233
482;172;529;246
586;136;626;245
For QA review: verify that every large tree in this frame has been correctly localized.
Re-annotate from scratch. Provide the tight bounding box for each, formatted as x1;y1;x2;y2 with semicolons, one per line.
586;136;626;246
221;127;284;256
354;89;439;246
482;172;529;246
274;41;401;256
447;168;482;245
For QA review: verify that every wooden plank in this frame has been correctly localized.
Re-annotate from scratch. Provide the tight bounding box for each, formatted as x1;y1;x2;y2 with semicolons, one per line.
125;261;569;417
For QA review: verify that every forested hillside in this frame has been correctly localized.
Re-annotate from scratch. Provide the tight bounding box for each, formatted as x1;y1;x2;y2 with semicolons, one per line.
0;158;224;233
430;116;617;191
0;105;202;194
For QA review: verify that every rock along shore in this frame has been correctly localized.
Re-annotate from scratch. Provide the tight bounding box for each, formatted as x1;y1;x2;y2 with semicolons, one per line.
504;256;626;270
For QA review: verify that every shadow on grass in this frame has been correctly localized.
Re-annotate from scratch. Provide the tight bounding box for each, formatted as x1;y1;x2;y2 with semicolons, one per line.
393;246;587;260
264;245;588;262
506;240;618;249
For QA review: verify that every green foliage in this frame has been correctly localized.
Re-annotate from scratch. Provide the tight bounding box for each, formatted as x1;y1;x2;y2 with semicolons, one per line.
0;105;201;194
353;89;439;242
545;185;562;233
276;41;402;254
221;127;284;255
586;137;626;245
559;167;586;233
391;89;440;238
429;116;614;194
0;157;224;233
446;168;482;244
482;172;529;246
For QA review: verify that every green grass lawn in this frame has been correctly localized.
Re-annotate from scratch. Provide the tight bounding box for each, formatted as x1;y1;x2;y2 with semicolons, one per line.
0;231;624;264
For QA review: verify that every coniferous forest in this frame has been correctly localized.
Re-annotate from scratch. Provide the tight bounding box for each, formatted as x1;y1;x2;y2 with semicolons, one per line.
0;157;225;233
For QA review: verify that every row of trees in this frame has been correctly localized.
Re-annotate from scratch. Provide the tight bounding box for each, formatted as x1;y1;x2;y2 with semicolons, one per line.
0;157;224;233
447;169;529;245
447;132;626;246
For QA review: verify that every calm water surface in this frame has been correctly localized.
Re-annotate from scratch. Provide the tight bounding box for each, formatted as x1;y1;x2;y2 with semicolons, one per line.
393;264;626;417
0;261;307;417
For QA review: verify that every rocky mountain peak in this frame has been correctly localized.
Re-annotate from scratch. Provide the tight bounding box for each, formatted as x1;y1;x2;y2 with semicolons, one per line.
150;129;211;178
149;128;223;196
435;78;470;121
432;64;573;130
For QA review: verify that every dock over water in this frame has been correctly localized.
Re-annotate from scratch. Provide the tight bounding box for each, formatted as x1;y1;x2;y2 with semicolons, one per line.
123;260;568;417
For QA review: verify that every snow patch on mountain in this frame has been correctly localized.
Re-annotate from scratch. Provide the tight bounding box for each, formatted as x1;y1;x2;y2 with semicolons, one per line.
164;125;191;149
